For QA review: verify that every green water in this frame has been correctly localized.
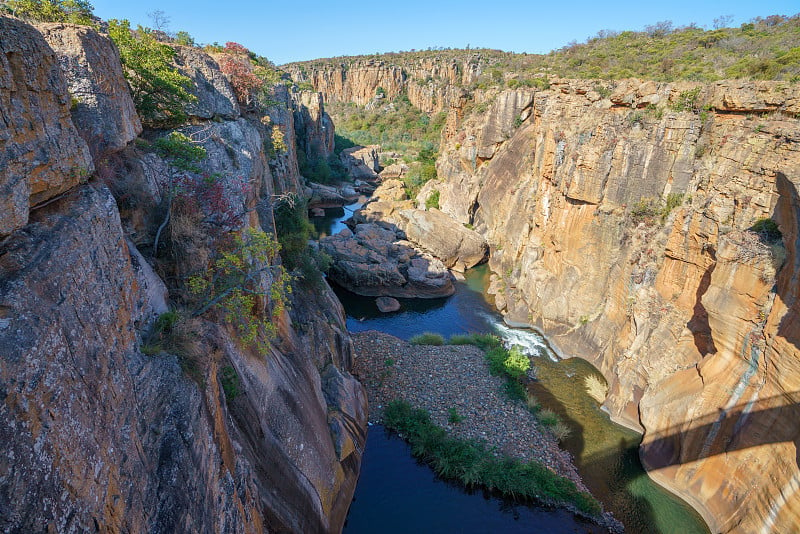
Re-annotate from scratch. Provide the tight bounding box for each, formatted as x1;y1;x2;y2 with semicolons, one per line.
529;357;710;534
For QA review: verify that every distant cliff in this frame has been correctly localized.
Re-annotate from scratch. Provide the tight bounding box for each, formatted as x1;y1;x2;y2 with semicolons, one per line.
0;17;365;533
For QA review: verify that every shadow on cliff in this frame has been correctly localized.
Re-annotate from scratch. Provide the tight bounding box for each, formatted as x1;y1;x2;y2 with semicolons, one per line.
774;172;800;354
586;391;800;492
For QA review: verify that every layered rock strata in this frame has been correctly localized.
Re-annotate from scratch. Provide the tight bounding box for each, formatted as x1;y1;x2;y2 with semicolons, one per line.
430;78;800;533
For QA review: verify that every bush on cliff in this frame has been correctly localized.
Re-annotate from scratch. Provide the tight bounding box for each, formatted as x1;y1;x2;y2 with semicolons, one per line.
108;19;196;127
3;0;94;24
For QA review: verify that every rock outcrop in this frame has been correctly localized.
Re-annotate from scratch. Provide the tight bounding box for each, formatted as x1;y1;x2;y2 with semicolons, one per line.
37;22;142;158
340;145;380;180
286;56;479;113
354;180;488;272
0;17;93;235
432;78;800;533
0;17;365;534
173;44;240;120
319;222;455;298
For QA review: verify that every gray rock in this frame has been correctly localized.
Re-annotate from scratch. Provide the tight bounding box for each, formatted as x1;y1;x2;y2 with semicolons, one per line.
173;45;239;120
38;22;142;158
376;296;401;312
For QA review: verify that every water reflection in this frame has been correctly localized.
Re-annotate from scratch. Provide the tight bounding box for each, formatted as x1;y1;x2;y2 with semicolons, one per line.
344;425;606;534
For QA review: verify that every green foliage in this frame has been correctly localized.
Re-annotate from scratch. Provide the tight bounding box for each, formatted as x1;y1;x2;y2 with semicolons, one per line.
174;31;195;47
425;189;440;210
273;194;330;286
751;218;782;242
189;228;290;353
288;14;800;83
447;407;464;424
4;0;94;24
447;332;503;350
630;193;685;225
153;132;207;173
108;19;196;127
327;98;444;192
669;88;701;112
485;345;530;379
382;400;602;516
538;408;561;427
503;345;532;378
410;332;445;345
220;365;241;401
141;310;181;355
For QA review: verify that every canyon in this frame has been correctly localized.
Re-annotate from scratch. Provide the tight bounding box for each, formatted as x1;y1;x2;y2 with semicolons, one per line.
2;10;799;534
291;57;800;533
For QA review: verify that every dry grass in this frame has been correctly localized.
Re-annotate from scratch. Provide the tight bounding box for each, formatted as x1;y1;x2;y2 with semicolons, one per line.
584;373;608;404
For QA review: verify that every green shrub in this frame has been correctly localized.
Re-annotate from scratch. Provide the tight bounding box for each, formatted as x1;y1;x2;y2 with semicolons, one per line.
383;400;602;516
410;332;445;345
220;365;241;401
188;228;290;353
153;132;206;173
447;407;464;424
425;189;440;210
5;0;94;24
751;218;782;242
108;19;196;127
448;332;502;350
538;408;561;427
273;194;330;286
669;88;701;112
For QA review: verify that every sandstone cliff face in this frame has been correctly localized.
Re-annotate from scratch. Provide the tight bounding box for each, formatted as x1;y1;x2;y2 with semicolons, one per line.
0;17;365;534
433;79;800;533
287;56;479;113
0;17;93;235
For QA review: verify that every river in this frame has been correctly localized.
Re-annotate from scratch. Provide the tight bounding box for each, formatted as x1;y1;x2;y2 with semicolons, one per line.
313;205;709;534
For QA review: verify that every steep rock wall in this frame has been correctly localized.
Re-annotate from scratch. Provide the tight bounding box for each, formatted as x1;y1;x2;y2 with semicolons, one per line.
0;18;365;533
286;57;479;113
0;17;93;235
433;79;800;533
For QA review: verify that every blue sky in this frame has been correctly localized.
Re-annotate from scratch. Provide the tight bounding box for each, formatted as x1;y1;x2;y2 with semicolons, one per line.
90;1;798;65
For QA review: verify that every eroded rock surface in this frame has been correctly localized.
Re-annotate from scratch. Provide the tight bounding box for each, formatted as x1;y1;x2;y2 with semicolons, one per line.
433;79;800;533
38;23;142;157
0;18;365;534
0;16;93;235
320;222;454;298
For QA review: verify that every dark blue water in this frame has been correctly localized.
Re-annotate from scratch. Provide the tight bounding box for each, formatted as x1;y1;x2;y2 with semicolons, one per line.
331;266;498;341
344;425;606;534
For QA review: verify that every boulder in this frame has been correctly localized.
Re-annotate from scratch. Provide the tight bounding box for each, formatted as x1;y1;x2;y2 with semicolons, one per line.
37;23;142;158
320;222;454;298
397;209;488;271
0;17;93;236
375;296;401;312
341;145;381;180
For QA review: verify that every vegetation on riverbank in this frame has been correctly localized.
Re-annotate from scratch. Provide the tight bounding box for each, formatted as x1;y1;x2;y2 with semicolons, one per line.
383;399;602;516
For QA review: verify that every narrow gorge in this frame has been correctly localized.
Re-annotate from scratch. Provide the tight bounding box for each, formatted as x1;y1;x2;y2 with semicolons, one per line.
1;7;799;534
291;55;800;533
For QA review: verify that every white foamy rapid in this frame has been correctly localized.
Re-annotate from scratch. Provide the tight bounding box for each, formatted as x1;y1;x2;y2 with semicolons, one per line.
477;310;559;361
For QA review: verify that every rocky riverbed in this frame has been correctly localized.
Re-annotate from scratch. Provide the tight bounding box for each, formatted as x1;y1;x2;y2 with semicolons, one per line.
351;331;588;493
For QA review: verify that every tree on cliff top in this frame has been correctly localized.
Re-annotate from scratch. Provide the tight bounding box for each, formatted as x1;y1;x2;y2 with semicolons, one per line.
108;19;195;128
2;0;94;24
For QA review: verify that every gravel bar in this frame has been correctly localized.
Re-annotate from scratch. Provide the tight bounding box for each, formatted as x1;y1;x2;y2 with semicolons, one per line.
352;330;590;493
